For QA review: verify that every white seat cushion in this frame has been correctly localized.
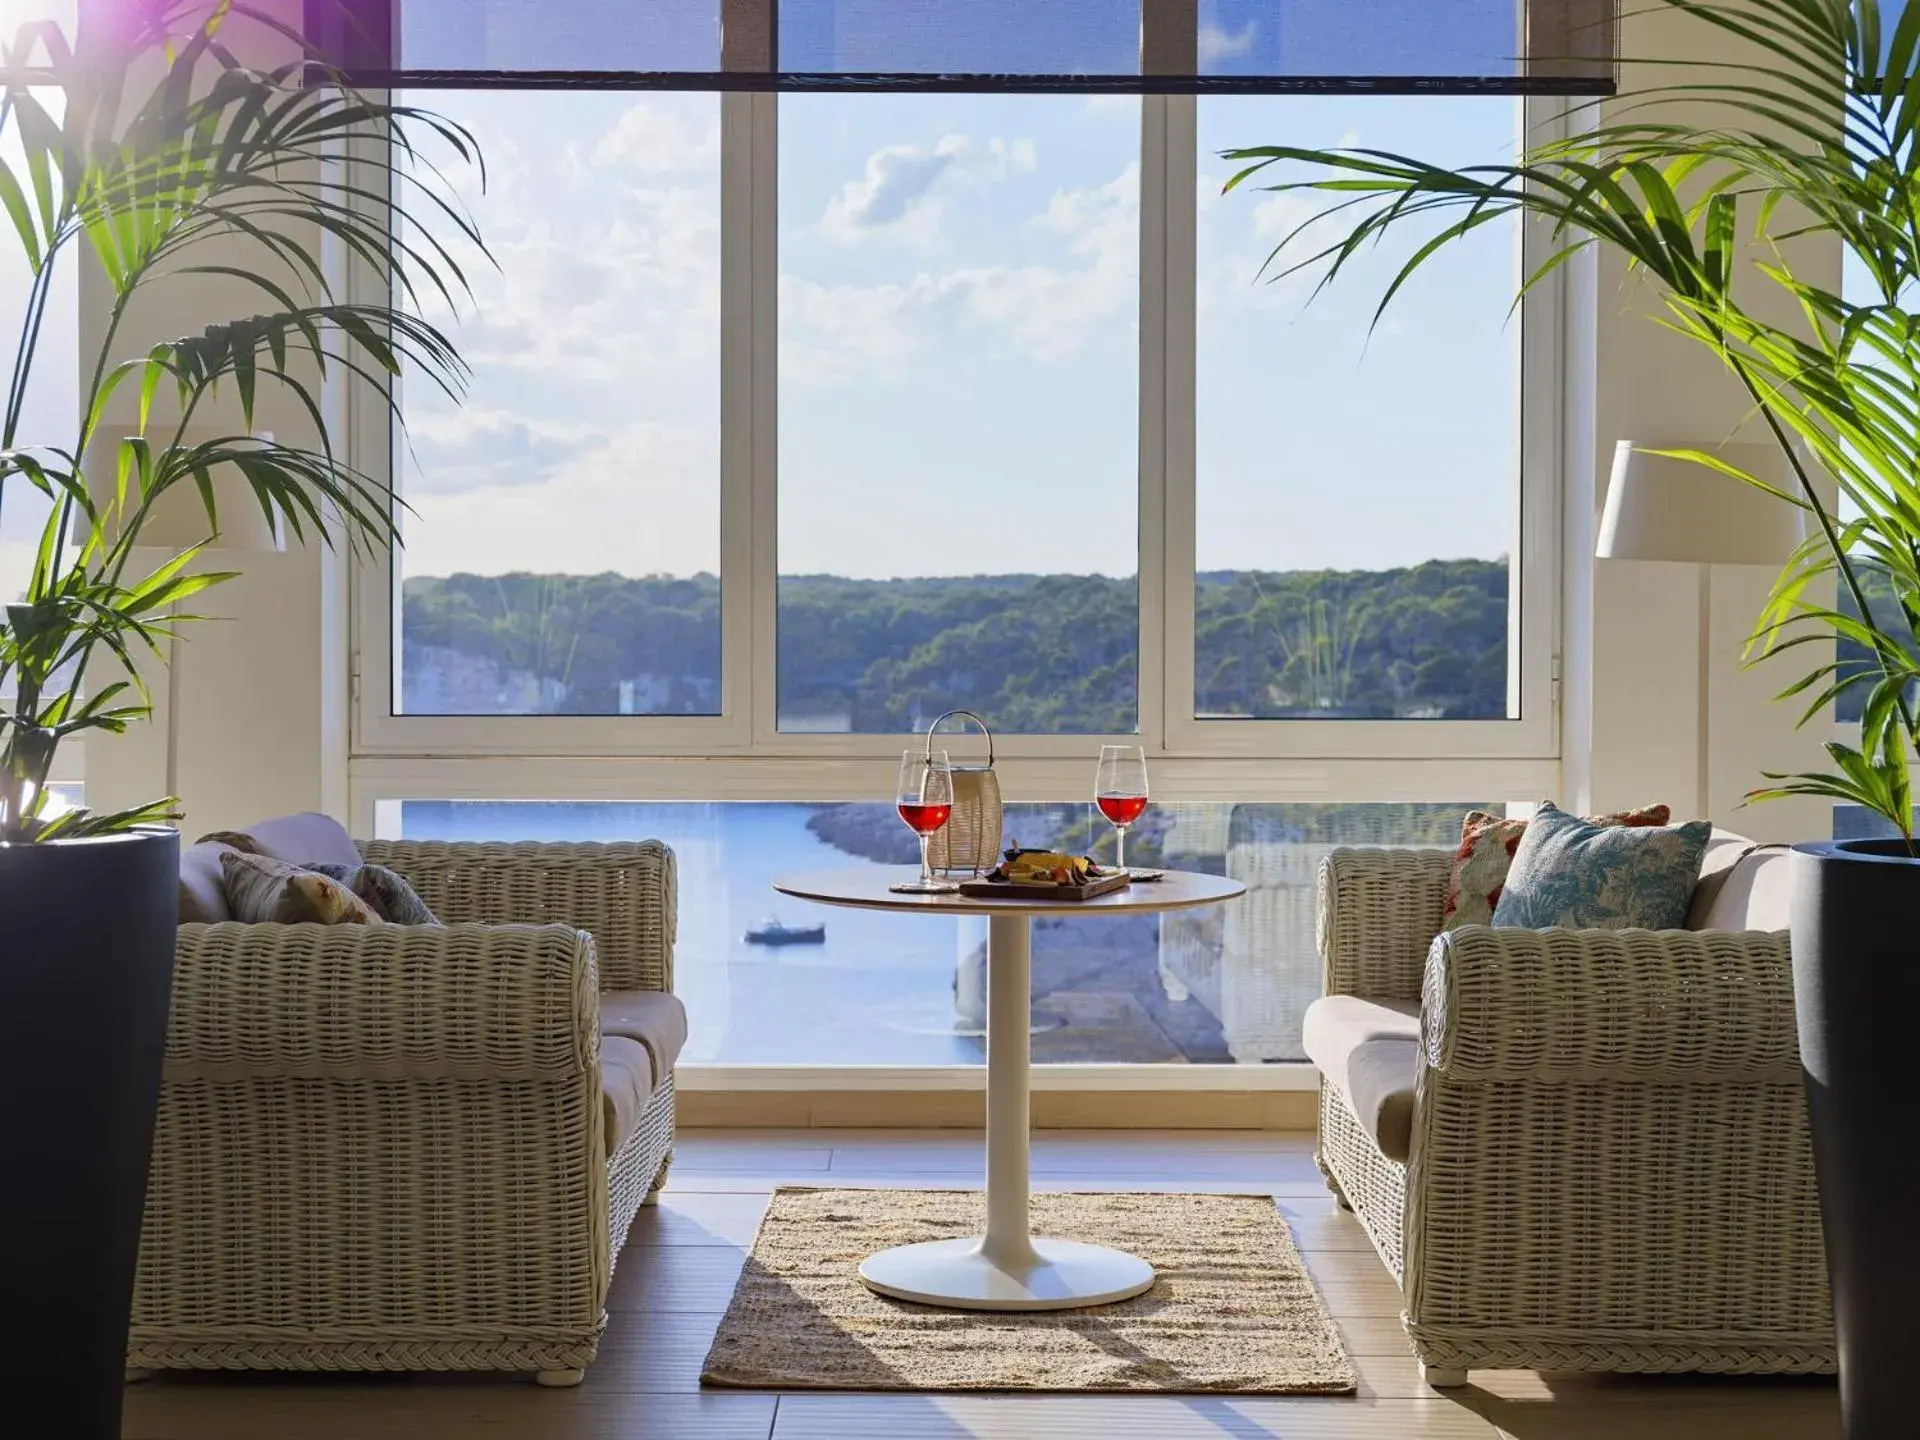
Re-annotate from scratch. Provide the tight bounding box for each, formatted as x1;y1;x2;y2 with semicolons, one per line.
215;811;363;868
1303;995;1421;1163
600;1036;656;1156
601;990;688;1087
1685;832;1791;932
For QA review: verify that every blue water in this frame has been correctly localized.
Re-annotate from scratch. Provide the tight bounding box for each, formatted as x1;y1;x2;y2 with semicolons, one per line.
400;801;988;1063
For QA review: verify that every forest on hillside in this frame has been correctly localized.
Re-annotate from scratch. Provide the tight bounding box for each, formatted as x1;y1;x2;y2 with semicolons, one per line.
400;560;1513;725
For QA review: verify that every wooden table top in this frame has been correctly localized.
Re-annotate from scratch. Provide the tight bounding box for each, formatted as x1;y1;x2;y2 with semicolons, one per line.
771;866;1245;918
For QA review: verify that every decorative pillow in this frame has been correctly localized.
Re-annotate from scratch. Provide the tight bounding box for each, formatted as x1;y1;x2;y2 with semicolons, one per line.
197;812;362;869
1491;802;1713;931
1441;803;1671;930
179;841;238;923
197;829;264;857
220;850;382;926
305;862;440;925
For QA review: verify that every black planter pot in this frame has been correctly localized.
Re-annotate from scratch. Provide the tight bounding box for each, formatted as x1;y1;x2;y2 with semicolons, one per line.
0;828;178;1440
1791;839;1920;1440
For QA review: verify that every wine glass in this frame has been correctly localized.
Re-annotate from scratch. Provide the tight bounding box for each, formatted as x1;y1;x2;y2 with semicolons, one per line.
891;749;961;895
1095;744;1149;874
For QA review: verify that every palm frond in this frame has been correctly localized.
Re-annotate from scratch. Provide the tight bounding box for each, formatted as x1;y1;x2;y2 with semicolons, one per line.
0;3;486;841
1224;0;1920;842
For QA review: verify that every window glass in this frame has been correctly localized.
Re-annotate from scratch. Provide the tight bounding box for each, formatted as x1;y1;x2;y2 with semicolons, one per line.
0;60;76;606
1194;96;1521;720
776;94;1141;734
779;0;1140;75
398;0;719;73
390;798;1487;1063
394;91;722;716
1835;246;1898;726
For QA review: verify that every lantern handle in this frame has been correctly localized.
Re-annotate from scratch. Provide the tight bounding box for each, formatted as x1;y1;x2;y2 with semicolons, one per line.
925;709;995;768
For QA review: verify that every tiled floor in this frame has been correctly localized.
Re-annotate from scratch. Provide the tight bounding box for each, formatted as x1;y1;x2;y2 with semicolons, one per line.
122;1129;1842;1439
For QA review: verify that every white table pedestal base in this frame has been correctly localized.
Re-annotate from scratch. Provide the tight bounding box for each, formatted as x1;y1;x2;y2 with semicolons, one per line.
859;1236;1155;1312
854;912;1156;1312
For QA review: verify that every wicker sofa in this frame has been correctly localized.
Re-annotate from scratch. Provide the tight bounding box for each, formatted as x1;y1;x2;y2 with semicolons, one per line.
1307;832;1835;1388
129;836;681;1387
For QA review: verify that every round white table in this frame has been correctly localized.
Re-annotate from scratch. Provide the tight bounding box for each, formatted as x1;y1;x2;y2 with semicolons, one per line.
771;866;1245;1312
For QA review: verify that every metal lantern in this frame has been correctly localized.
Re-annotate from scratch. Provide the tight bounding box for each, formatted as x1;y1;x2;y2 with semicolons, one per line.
923;710;1003;877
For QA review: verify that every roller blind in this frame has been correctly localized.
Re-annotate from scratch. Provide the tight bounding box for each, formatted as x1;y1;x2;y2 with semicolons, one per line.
305;0;1617;94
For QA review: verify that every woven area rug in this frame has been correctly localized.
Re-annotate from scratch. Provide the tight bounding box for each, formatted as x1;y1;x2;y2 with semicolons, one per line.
700;1188;1357;1393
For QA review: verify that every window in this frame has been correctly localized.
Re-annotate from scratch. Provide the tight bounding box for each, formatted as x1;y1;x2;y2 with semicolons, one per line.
353;85;1563;1073
1192;96;1522;723
363;92;1554;756
391;91;723;718
0;44;77;607
776;94;1141;735
380;797;1487;1064
2;24;81;795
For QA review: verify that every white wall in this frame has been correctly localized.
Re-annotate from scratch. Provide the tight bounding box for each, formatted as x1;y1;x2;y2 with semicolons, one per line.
80;0;349;837
1565;0;1837;840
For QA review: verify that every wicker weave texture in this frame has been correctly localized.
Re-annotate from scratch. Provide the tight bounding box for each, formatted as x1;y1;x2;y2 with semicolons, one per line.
132;842;678;1377
1315;846;1835;1380
360;839;676;993
1316;1083;1406;1281
165;922;599;1078
1423;926;1801;1082
1316;848;1452;1003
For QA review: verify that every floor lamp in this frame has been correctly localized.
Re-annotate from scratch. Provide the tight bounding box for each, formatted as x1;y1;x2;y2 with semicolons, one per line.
1595;440;1807;820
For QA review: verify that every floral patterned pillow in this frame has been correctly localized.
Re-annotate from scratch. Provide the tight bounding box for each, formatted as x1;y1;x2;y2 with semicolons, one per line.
220;850;382;926
1441;802;1671;931
1491;803;1713;931
305;862;441;925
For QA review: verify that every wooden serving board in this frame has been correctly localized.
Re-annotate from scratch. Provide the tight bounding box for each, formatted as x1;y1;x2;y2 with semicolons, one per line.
957;871;1132;902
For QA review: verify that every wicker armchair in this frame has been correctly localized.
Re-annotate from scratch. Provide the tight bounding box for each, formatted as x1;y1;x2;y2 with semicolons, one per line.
129;839;679;1386
1310;844;1834;1388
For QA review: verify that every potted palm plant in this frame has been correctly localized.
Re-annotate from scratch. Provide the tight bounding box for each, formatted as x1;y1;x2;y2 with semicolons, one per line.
0;5;478;1432
1220;2;1914;1431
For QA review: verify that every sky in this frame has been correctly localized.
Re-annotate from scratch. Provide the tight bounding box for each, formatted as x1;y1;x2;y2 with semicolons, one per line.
395;89;1521;585
3;69;1522;598
0;5;75;607
0;249;71;603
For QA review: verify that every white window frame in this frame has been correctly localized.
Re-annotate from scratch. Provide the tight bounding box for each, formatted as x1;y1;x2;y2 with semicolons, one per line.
348;91;1568;792
1161;95;1561;761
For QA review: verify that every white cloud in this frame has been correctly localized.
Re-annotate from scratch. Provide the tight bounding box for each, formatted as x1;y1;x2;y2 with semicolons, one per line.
822;134;1039;242
591;101;722;173
824;138;965;235
1251;191;1329;247
1198;21;1259;65
402;409;610;495
965;161;1139;358
400;414;719;578
381;94;728;577
783;160;1140;376
438;160;721;386
1197;186;1345;323
779;273;931;379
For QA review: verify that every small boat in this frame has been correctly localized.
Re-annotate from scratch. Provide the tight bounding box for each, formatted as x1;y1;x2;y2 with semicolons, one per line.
744;916;826;947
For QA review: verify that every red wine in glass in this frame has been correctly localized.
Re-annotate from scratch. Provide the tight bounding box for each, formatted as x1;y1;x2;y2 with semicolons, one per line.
1095;744;1150;873
898;801;954;834
890;749;961;894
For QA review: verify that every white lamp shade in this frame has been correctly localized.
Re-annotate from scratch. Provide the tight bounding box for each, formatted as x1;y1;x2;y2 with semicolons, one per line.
1596;440;1805;567
89;428;283;555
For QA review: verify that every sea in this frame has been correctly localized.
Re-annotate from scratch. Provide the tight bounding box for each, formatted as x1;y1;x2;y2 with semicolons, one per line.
399;801;992;1064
